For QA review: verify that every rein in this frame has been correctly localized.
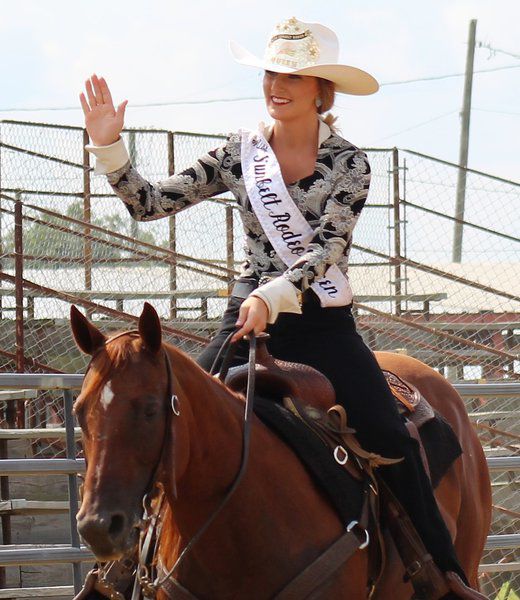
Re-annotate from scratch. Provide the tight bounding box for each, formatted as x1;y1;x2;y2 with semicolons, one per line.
135;330;259;598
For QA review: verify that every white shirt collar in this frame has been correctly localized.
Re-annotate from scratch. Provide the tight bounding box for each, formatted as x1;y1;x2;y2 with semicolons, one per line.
259;116;331;147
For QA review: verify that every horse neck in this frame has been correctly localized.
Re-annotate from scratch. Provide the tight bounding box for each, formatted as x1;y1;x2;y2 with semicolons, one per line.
165;345;245;501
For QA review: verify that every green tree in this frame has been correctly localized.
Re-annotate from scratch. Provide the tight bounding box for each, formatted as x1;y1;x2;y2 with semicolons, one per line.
4;200;158;264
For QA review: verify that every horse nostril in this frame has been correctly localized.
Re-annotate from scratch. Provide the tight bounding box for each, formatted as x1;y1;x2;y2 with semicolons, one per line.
108;513;126;538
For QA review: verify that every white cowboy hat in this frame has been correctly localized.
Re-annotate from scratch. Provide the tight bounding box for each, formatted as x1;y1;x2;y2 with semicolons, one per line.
230;17;379;96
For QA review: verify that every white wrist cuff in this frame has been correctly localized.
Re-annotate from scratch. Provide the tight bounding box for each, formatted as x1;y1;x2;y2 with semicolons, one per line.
250;277;302;324
85;137;130;174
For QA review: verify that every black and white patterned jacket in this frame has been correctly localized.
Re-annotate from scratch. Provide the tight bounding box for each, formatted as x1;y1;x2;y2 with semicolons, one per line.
86;118;371;321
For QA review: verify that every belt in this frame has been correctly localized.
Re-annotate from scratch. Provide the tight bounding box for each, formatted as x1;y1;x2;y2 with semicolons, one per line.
231;278;259;299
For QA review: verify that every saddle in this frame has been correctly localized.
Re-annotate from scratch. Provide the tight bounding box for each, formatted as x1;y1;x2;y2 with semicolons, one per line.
225;339;438;477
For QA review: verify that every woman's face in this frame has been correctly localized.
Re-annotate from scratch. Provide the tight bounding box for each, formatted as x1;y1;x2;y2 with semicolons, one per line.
263;71;320;122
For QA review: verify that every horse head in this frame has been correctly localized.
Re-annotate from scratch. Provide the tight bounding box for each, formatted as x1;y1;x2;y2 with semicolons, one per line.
71;303;176;561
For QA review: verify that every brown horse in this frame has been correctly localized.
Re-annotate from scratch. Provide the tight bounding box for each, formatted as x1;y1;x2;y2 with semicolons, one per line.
71;303;491;599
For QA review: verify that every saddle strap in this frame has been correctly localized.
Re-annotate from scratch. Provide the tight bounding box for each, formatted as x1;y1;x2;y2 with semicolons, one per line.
379;481;450;600
405;419;432;481
325;405;404;468
273;495;371;600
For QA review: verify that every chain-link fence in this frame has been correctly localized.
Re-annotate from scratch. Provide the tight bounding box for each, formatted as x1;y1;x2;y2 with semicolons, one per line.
0;120;518;595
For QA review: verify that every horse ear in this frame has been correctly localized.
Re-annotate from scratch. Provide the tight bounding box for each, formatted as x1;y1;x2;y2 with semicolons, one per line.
138;302;162;354
70;305;106;355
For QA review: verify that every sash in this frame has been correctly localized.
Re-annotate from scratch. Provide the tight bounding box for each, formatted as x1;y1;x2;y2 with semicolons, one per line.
240;129;353;307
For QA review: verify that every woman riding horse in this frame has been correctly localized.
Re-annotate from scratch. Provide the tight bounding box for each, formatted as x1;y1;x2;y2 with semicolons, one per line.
80;17;487;599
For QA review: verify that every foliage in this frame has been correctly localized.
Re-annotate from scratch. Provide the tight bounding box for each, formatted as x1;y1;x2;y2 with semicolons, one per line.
496;581;520;600
5;201;158;263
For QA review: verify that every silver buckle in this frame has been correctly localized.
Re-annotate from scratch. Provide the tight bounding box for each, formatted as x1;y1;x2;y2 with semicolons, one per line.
407;560;423;578
171;394;181;416
346;520;370;549
334;445;349;465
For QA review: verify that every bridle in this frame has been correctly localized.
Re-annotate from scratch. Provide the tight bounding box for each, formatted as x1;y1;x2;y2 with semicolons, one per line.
83;329;258;599
137;330;259;599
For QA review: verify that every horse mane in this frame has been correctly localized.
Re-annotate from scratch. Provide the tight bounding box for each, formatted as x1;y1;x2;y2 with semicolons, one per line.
153;344;247;573
163;341;247;410
154;348;247;574
158;503;181;569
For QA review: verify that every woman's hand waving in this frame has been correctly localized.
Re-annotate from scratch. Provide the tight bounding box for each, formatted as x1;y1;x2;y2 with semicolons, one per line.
79;74;128;147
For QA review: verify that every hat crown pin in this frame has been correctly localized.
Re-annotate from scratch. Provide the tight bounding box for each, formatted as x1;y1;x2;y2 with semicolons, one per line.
265;17;320;69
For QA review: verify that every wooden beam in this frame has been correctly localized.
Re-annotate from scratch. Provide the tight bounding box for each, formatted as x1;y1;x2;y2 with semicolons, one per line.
0;499;80;515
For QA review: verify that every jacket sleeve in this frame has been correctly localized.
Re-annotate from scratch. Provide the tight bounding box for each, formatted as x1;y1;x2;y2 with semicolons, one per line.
250;149;371;322
86;137;229;221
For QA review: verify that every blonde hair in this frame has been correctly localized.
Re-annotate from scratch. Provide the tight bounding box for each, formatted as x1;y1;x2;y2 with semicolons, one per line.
316;78;338;132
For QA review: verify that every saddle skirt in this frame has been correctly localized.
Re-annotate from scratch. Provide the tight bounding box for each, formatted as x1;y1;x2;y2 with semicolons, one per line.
381;369;435;428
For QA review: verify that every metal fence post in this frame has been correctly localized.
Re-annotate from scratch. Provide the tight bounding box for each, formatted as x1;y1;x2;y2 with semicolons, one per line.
64;389;82;594
168;132;177;320
128;131;139;244
0;437;10;590
14;191;25;428
0;125;3;320
226;205;234;295
392;148;402;316
82;129;92;319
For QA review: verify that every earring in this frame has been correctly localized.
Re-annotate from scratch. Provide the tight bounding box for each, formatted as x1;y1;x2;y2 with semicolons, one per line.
315;97;322;108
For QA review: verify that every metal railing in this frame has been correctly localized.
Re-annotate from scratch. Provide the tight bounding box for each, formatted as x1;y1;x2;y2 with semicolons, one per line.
0;373;87;596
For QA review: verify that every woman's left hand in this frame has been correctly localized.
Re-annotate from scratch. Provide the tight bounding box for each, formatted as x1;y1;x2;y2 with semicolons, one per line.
232;296;269;343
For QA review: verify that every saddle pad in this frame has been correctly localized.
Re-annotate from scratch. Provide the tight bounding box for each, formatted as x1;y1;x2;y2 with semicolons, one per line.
254;395;462;519
418;411;462;488
253;396;365;525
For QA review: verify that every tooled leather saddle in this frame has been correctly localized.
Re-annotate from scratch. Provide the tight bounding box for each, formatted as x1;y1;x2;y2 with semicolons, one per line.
224;335;450;486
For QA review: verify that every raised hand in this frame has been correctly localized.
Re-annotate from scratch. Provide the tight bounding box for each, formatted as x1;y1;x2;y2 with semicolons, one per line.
79;74;128;146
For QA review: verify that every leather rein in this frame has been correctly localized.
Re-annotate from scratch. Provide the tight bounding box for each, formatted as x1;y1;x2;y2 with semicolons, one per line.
88;330;371;599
